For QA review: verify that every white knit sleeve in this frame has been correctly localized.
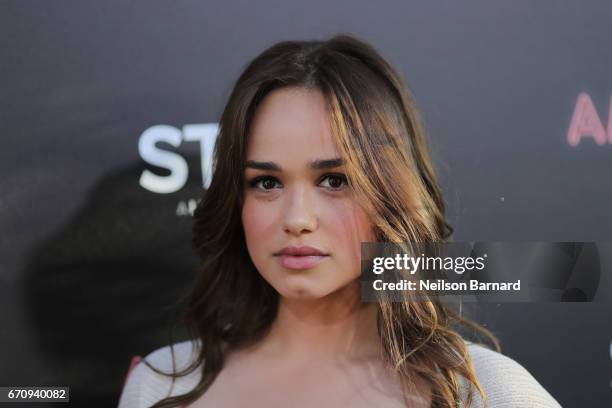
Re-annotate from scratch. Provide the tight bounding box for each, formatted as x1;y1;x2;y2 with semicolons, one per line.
117;360;159;408
463;343;562;408
117;341;202;408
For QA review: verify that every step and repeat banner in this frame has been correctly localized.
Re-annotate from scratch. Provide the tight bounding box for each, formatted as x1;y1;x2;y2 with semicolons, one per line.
1;1;611;407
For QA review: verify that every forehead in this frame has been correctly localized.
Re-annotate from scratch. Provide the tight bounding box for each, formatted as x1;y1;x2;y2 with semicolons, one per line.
246;87;339;162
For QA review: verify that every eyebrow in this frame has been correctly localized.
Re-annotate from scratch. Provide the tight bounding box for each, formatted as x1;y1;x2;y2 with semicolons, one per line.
245;158;345;171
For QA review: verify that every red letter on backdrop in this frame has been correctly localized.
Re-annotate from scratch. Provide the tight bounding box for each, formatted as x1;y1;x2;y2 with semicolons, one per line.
567;92;607;146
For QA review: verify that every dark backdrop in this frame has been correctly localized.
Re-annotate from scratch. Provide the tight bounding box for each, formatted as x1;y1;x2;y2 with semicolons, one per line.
1;1;611;407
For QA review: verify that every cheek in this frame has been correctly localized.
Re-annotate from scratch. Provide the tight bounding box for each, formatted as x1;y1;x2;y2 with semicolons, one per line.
241;197;274;255
324;200;375;269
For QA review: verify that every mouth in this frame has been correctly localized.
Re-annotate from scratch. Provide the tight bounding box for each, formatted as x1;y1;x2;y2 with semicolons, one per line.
275;254;329;270
274;246;329;270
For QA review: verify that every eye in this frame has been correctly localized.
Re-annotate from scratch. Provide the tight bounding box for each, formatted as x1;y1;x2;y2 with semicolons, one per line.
319;174;348;190
249;176;281;190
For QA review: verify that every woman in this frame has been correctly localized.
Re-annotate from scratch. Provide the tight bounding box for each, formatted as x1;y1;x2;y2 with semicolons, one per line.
118;35;561;408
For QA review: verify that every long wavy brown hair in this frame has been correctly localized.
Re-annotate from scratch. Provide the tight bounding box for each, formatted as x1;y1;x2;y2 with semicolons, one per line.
146;34;499;408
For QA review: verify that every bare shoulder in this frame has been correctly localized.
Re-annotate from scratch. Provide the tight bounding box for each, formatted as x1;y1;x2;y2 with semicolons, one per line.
464;342;562;408
117;340;202;408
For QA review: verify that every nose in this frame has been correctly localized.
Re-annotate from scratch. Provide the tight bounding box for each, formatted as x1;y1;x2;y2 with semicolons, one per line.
282;184;318;236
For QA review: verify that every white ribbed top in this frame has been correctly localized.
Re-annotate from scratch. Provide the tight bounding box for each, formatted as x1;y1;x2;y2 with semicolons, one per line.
117;340;561;408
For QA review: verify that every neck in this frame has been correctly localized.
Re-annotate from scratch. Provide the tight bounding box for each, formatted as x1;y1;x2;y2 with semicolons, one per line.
261;280;381;361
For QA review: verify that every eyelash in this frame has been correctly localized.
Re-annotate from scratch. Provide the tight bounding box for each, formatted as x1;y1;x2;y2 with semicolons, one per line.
247;173;349;192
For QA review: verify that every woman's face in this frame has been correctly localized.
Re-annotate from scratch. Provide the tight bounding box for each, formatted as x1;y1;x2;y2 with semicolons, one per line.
242;87;376;300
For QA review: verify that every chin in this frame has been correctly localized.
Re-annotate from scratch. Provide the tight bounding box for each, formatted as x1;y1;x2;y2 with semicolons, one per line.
275;279;333;300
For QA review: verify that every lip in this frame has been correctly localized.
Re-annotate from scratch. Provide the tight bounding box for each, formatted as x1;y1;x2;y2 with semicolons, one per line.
274;246;329;270
275;246;327;256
